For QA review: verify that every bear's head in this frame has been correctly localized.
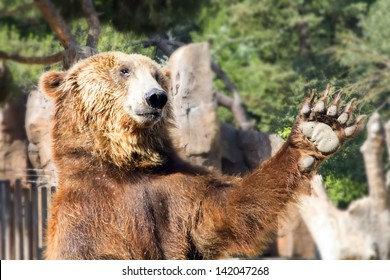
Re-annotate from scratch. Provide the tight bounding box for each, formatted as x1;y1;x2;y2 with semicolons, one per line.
39;52;175;171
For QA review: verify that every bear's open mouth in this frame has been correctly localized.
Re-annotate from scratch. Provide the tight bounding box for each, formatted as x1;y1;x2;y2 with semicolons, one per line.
135;110;162;121
136;111;160;117
132;108;163;125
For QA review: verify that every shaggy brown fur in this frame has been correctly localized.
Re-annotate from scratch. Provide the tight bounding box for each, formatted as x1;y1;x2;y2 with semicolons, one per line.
40;52;359;260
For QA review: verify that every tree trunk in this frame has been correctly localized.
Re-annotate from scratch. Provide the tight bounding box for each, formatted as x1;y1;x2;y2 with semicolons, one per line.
0;62;29;184
168;43;221;171
360;112;388;210
25;90;57;186
0;98;28;183
384;120;390;193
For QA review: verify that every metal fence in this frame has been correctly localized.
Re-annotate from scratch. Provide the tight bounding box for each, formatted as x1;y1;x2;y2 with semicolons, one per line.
0;180;56;260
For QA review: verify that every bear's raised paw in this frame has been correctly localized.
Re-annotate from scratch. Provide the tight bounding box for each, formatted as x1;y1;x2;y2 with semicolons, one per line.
291;86;366;172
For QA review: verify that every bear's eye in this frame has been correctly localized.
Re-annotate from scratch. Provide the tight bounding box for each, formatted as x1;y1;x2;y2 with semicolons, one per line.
120;68;131;77
153;71;160;83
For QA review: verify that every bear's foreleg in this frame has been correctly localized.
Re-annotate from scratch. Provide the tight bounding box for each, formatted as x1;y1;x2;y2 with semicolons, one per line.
191;88;366;259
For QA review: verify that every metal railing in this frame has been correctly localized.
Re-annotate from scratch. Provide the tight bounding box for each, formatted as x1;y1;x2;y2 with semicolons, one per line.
0;180;56;260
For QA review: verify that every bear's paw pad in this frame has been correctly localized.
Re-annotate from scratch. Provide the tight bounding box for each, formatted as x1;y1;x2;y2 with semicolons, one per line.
299;122;340;154
297;85;367;156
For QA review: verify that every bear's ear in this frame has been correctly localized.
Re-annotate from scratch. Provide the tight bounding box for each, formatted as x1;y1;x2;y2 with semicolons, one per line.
161;67;171;80
39;71;66;99
160;67;171;91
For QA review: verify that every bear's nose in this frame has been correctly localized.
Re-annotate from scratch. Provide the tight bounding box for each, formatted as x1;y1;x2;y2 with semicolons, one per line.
144;88;168;109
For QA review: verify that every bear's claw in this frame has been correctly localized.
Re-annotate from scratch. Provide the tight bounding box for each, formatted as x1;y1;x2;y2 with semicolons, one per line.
297;86;367;156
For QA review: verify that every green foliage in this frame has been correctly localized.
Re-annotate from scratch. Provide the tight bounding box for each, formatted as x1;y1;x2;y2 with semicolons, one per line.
217;106;235;126
192;0;377;132
0;13;158;93
0;0;204;93
331;0;390;119
50;0;205;35
0;25;61;91
69;20;153;57
324;175;367;209
0;0;53;39
361;0;390;56
191;0;389;207
277;126;292;140
319;132;369;208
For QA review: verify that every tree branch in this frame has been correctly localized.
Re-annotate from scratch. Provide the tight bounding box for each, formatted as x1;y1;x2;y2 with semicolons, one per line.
0;3;36;19
215;91;233;108
33;0;77;48
211;62;255;130
215;91;256;130
138;36;182;56
81;0;100;49
210;62;237;94
0;50;63;65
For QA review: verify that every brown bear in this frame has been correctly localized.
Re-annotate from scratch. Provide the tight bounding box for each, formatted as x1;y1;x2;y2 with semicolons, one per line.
39;51;366;260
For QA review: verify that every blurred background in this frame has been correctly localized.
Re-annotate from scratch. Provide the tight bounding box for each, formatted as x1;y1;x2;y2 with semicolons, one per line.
0;0;389;260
